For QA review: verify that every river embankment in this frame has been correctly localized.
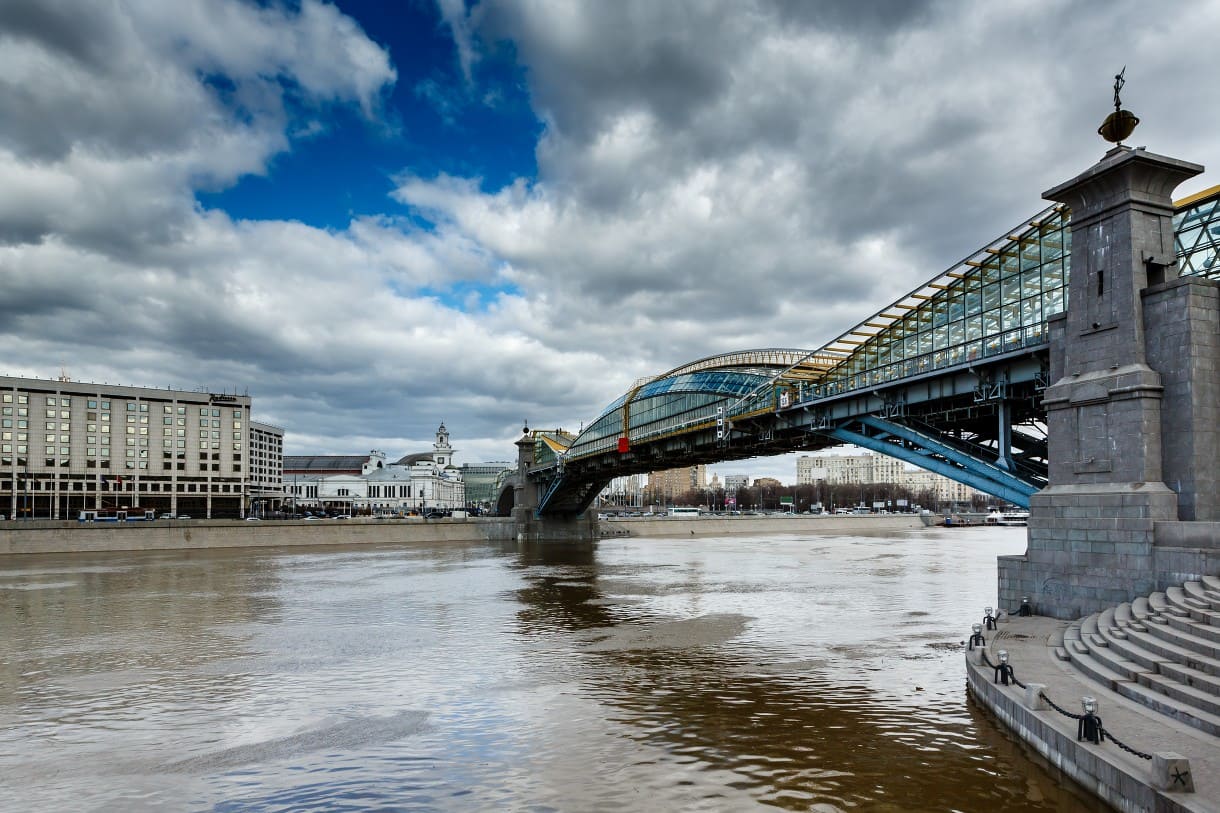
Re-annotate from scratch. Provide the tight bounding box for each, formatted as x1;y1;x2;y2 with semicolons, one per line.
602;513;923;537
0;513;926;556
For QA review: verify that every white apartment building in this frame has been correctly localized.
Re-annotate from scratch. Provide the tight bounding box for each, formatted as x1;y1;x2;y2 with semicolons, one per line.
797;450;982;502
797;452;906;485
723;474;749;491
598;474;644;508
901;469;981;504
2;375;261;519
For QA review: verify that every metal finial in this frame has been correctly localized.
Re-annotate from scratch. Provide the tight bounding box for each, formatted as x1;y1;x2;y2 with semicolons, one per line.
1098;66;1139;145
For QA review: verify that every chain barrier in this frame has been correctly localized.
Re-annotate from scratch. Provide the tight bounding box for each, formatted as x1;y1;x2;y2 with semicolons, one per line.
1039;690;1083;720
972;627;1154;761
1100;727;1154;761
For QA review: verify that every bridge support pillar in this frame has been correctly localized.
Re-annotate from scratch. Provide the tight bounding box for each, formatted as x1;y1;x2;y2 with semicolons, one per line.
512;507;600;543
510;431;599;543
1000;145;1210;619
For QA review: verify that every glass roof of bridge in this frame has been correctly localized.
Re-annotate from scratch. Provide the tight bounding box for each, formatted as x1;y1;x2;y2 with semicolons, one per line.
778;183;1220;399
564;184;1220;461
567;361;786;460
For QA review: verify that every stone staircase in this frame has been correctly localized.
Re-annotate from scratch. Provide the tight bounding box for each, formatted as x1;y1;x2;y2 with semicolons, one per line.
1060;575;1220;737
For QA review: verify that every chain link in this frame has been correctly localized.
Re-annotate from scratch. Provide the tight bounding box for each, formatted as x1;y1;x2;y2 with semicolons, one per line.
1100;727;1154;761
1039;690;1083;720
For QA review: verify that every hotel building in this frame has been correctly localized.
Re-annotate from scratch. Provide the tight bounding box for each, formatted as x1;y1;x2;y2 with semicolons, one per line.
1;375;266;519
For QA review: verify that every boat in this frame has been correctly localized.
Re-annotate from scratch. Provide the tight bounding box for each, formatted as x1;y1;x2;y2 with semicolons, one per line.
984;510;1029;526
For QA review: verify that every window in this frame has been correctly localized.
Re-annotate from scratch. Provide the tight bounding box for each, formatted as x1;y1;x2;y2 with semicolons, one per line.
127;403;136;411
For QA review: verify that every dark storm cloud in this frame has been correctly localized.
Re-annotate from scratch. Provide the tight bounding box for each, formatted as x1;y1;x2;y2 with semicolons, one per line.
0;0;120;70
479;2;736;144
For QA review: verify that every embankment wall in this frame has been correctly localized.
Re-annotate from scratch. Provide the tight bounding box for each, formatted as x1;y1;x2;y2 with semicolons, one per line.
603;514;924;537
0;514;927;557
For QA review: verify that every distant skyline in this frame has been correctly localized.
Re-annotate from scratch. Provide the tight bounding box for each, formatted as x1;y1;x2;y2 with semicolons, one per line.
2;1;1219;484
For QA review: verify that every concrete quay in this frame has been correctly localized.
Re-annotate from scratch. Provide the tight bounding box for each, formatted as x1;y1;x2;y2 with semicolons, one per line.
0;517;519;556
601;512;924;537
967;612;1220;813
0;514;925;556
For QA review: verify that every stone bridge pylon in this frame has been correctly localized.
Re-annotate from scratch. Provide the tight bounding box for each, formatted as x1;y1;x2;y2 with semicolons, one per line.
1000;144;1220;618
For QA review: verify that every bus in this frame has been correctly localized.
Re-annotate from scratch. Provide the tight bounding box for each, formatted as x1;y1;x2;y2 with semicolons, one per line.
667;507;701;517
78;509;156;522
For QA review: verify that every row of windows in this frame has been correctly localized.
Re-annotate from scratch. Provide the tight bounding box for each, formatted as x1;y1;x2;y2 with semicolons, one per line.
4;480;242;493
1;392;244;417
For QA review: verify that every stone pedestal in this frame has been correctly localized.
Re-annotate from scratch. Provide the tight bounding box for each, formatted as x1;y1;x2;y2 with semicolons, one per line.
1000;147;1204;618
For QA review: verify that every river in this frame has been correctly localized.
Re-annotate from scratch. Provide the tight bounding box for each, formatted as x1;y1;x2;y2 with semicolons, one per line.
0;526;1109;811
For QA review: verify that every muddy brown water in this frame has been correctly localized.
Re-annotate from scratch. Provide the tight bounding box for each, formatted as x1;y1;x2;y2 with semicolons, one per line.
0;527;1110;811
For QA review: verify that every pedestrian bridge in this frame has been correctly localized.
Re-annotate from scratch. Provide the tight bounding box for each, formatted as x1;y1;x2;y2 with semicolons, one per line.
520;185;1220;516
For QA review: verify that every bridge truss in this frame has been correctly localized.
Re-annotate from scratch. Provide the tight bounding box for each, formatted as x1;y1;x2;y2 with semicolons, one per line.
531;185;1220;516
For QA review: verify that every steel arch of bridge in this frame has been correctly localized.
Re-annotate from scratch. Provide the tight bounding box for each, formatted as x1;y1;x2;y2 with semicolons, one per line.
532;185;1220;516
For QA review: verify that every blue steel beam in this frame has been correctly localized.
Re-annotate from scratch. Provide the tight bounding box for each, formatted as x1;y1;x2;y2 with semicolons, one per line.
823;416;1038;508
856;415;1039;497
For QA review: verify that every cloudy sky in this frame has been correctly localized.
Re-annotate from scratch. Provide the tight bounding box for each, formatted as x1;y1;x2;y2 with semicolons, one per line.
2;0;1218;483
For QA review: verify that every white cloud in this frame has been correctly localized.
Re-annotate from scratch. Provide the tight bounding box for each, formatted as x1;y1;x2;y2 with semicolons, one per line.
1;0;1218;472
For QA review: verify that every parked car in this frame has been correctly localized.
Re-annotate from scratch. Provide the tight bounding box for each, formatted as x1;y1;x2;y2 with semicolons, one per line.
304;516;321;521
333;514;351;520
245;517;261;521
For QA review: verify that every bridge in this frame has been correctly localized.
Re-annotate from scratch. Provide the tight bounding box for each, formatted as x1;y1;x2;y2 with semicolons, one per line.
506;175;1219;520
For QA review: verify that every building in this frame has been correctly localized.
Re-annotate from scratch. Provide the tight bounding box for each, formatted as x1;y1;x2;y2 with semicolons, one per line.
797;451;981;503
797;452;906;485
723;474;750;492
647;464;707;502
282;423;465;515
901;469;980;505
596;474;645;509
1;374;261;519
248;421;284;514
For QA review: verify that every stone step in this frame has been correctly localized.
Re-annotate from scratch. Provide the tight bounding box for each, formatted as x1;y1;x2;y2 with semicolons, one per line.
1140;609;1220;659
1078;625;1154;683
1167;586;1220;626
1113;602;1133;625
1155;657;1220;699
1131;595;1153;620
1183;581;1220;610
1067;630;1220;739
1064;643;1144;692
1093;618;1173;678
1116;675;1220;739
1117;623;1220;681
1160;610;1220;644
1138;670;1220;716
1149;591;1189;618
1201;574;1220;594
